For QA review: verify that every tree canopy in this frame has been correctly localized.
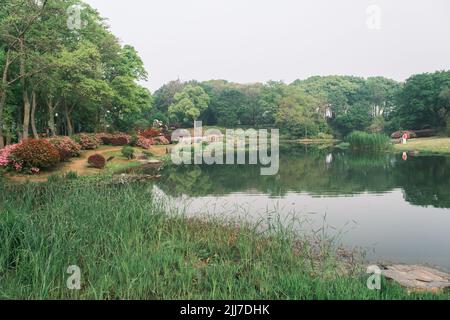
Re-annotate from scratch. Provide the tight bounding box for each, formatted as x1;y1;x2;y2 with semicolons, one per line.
1;0;448;146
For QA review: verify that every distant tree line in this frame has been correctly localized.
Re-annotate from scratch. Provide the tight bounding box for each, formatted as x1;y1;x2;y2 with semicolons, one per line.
153;73;450;138
1;1;450;148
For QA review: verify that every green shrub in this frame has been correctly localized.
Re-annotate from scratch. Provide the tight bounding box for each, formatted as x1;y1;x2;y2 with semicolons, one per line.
142;150;154;159
65;171;78;180
130;134;138;146
121;146;135;160
316;132;334;140
346;131;391;151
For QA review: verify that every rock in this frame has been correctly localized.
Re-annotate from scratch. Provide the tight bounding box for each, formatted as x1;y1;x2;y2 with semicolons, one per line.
382;265;450;293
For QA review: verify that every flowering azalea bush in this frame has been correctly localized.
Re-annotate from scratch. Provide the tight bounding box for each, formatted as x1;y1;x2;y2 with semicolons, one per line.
97;133;131;146
155;136;170;145
391;130;417;139
88;154;106;169
10;139;60;171
48;136;81;161
139;128;161;139
73;133;101;150
135;136;155;149
0;144;20;168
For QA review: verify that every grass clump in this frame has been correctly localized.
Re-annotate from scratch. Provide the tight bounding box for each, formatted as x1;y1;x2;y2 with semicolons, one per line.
121;146;135;160
0;179;448;300
65;171;78;180
346;131;391;152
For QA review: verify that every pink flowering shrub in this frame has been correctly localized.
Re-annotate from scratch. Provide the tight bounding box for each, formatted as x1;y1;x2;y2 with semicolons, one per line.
72;133;101;150
10;139;60;171
96;132;131;146
0;144;19;167
1;142;52;174
155;136;170;145
48;136;81;161
135;136;155;149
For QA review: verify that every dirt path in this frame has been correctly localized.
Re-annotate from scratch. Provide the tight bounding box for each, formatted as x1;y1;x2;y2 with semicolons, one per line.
5;146;123;183
4;145;173;184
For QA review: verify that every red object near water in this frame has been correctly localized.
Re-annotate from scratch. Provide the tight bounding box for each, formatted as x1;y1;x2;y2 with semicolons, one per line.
402;152;408;161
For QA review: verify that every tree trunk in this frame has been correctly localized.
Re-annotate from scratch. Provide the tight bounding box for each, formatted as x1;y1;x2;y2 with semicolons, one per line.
31;90;39;139
22;90;31;140
64;104;74;136
6;132;11;145
20;38;31;140
0;49;11;148
0;92;6;148
47;97;57;137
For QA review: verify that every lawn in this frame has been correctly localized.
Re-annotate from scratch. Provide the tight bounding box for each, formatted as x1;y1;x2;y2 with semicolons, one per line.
0;177;448;300
394;137;450;155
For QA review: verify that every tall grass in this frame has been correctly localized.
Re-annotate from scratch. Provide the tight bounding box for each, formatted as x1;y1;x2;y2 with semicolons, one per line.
346;131;391;152
0;178;447;300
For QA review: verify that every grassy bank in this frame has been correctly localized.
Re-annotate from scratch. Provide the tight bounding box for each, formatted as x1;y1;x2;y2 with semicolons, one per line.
0;177;447;300
393;137;450;155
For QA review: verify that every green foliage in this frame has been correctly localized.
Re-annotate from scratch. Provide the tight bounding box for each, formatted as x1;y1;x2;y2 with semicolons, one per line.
0;0;153;140
168;85;209;125
214;88;247;126
65;171;78;180
393;71;450;130
143;150;154;158
346;131;391;151
0;180;446;299
47;174;63;183
153;80;186;113
121;146;135;160
275;87;327;138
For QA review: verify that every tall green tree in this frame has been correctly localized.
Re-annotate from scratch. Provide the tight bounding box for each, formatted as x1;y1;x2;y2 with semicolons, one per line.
168;85;209;126
394;71;450;130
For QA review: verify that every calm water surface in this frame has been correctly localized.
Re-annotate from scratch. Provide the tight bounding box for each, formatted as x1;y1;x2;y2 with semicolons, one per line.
154;144;450;269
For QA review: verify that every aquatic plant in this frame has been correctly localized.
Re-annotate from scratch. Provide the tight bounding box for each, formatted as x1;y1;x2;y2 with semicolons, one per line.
346;131;391;151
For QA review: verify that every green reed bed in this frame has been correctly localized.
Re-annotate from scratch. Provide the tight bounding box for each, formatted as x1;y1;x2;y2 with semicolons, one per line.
0;176;447;300
346;131;392;152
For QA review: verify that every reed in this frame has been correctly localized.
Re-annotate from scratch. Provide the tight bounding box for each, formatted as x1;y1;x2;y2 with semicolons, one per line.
346;131;391;151
0;178;446;299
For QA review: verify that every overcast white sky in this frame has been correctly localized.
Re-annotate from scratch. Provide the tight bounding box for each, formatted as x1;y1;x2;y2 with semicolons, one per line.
84;0;450;92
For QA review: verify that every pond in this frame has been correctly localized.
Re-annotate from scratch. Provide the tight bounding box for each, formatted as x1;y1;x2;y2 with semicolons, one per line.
153;144;450;270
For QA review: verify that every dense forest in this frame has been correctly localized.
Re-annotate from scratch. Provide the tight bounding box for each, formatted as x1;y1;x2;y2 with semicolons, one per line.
1;0;450;149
